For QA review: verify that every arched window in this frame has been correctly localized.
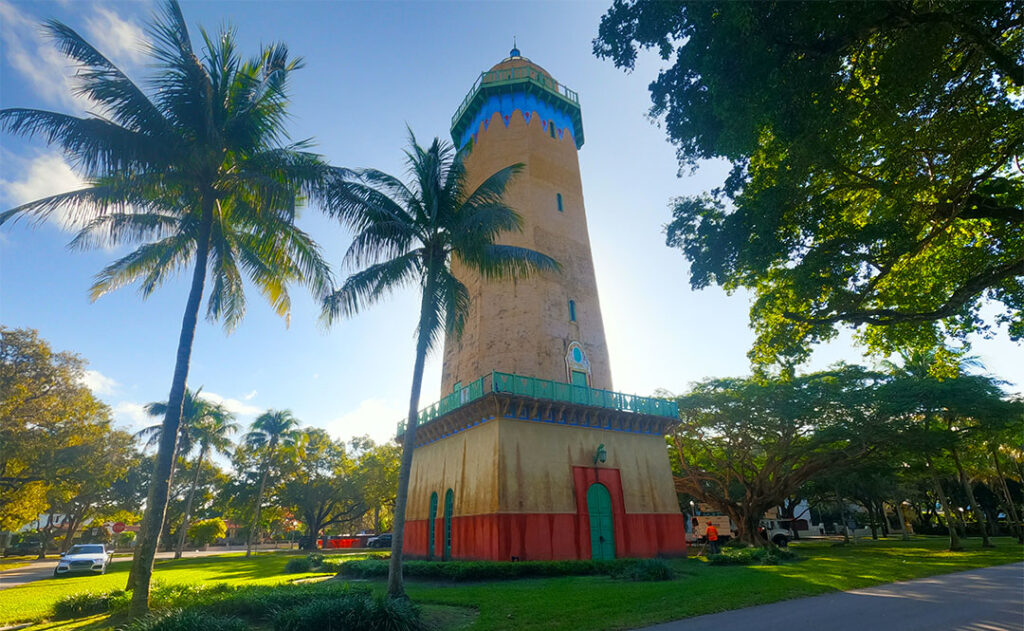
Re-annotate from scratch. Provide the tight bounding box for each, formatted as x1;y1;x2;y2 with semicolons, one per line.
556;193;563;212
443;488;454;560
428;492;438;560
569;299;577;322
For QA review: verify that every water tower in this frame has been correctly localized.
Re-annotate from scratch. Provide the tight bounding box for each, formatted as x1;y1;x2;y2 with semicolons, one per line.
400;48;685;561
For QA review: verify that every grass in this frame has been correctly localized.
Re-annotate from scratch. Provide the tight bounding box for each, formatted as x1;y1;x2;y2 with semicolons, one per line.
6;537;1021;631
0;551;336;626
0;557;33;571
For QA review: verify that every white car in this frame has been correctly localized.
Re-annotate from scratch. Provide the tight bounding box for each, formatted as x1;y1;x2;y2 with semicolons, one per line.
54;544;110;576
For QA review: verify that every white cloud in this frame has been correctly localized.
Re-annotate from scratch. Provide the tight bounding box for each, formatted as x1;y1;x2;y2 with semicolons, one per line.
323;398;405;444
113;401;150;430
0;152;87;229
243;390;258;401
0;1;89;110
84;7;146;66
81;369;118;395
198;391;262;418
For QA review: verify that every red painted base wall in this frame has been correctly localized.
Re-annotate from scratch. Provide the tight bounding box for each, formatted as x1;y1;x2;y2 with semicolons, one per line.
403;467;686;561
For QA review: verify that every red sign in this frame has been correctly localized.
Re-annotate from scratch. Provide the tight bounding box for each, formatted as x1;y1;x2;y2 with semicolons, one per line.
112;522;126;533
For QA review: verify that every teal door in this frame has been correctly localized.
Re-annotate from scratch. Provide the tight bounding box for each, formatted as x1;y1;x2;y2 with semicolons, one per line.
571;370;588;387
587;483;615;560
443;489;454;560
427;492;438;560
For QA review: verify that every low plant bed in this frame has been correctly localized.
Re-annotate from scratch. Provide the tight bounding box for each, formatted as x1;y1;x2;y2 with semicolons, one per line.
707;546;798;566
336;557;678;581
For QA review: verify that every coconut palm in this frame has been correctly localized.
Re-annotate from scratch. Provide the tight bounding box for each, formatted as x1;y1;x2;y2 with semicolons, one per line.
244;409;301;556
321;132;559;598
139;388;238;559
0;1;332;613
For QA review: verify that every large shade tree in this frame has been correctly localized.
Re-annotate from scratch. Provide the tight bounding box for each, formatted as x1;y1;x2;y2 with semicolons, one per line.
322;133;559;598
594;1;1024;369
672;365;892;544
0;1;332;613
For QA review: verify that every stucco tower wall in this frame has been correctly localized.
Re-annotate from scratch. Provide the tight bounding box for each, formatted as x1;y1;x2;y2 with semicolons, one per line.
496;419;680;515
440;107;612;393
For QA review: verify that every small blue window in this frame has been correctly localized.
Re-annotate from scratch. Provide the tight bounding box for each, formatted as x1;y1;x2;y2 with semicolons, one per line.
556;193;563;212
569;300;576;322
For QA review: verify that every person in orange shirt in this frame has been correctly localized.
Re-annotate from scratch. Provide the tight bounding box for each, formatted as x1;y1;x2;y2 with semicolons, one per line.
705;523;720;554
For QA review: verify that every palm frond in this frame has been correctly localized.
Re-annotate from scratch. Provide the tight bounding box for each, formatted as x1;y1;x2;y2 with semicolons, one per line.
43;19;170;137
321;251;422;324
459;244;560;281
89;233;194;300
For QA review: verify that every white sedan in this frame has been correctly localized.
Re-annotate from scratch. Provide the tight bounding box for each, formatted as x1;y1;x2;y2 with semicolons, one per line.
54;544;110;576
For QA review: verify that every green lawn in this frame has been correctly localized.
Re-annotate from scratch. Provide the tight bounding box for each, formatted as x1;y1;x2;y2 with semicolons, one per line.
6;537;1022;631
0;552;334;626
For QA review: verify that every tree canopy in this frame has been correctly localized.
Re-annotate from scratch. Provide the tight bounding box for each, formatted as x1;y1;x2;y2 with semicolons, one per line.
594;0;1024;369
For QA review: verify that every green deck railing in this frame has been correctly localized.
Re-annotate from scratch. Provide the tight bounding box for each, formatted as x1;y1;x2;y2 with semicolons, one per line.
452;67;580;130
397;371;677;436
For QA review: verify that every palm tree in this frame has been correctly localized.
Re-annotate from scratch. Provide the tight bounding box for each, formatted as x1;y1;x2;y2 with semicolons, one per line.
321;132;559;598
244;409;301;556
0;2;332;614
135;386;209;458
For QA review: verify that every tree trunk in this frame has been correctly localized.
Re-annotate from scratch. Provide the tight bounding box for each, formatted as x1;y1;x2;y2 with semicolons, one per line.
37;513;55;559
387;269;437;599
128;201;212;616
61;511;86;553
247;456;272;557
894;500;910;541
175;448;206;559
926;457;962;551
991;450;1023;544
951;448;992;547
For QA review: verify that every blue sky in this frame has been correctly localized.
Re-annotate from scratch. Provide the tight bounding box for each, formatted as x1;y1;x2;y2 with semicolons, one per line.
2;0;1020;445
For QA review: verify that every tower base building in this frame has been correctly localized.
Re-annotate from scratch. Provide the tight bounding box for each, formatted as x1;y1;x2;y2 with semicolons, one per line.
400;50;685;561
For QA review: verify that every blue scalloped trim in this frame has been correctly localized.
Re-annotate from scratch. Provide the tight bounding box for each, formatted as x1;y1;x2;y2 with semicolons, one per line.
457;92;577;149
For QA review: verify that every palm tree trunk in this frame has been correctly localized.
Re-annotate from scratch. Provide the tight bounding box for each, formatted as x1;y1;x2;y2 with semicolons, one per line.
128;201;213;616
175;449;206;559
951;448;993;547
387;269;437;599
992;449;1023;544
247;458;271;557
927;457;962;551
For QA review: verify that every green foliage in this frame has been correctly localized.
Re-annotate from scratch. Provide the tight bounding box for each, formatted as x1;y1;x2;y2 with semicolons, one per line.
672;365;892;543
617;558;675;582
53;590;124;619
337;558;655;581
595;1;1024;367
283;557;312;573
187;518;227;547
708;546;797;566
118;609;248;631
273;595;423;631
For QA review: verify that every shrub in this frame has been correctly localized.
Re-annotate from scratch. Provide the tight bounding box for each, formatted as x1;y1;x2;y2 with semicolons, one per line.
620;558;674;581
307;552;325;567
117;609;247;631
54;591;123;619
187;518;227;547
197;582;371;620
273;594;422;631
336;558;648;581
283;557;312;573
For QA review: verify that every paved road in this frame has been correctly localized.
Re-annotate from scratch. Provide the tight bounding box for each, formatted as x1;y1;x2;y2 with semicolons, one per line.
0;546;294;589
641;562;1024;631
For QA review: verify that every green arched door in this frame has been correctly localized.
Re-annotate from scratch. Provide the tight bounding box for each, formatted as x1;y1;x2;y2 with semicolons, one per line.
443;489;454;560
427;492;438;560
587;483;615;560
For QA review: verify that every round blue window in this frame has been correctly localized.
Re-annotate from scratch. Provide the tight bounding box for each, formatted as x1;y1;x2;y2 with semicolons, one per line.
572;347;583;362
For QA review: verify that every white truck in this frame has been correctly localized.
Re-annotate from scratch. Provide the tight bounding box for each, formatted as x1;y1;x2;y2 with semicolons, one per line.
686;512;793;547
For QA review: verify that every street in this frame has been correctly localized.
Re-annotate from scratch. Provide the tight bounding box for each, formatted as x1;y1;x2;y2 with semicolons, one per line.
640;562;1024;631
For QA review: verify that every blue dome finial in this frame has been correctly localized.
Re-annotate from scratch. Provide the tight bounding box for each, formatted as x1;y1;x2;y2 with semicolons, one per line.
510;36;520;58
